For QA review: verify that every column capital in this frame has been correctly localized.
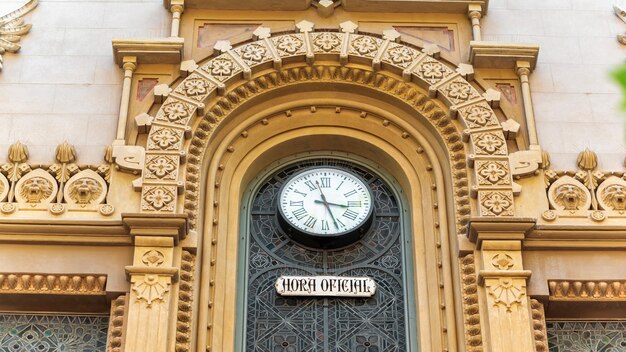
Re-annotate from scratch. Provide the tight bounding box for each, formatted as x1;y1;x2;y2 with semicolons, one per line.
170;0;184;13
469;217;536;244
515;60;532;76
468;4;482;18
122;56;137;72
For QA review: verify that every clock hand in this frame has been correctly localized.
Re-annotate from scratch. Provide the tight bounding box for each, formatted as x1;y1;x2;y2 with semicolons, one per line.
316;181;339;229
314;199;348;207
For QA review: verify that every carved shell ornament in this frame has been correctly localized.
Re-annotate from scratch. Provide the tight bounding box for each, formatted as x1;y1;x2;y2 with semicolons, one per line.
597;176;626;211
0;0;38;71
547;176;591;211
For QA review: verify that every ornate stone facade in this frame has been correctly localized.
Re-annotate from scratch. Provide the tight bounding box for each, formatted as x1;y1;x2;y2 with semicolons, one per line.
0;1;624;351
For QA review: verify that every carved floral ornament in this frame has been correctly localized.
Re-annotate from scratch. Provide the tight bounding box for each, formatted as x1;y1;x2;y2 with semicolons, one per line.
543;149;626;221
139;24;516;229
0;141;113;216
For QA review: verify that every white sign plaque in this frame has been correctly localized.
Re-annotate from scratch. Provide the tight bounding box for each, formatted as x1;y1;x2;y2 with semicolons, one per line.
275;275;376;297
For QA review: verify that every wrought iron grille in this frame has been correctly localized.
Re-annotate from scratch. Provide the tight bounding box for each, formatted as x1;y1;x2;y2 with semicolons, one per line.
547;321;626;352
245;159;408;351
0;314;108;352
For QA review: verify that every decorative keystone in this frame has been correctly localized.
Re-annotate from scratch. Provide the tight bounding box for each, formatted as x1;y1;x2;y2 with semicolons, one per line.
135;113;154;134
180;59;198;77
382;28;401;42
422;43;441;58
501;118;520;139
253;26;272;40
339;20;358;34
317;0;335;18
296;20;315;33
456;63;475;81
483;88;501;108
153;84;172;103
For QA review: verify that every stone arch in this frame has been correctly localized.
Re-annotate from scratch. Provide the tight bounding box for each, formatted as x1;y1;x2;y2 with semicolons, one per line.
141;26;515;223
138;25;512;351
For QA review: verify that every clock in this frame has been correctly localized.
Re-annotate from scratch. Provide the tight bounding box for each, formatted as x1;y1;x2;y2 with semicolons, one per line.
277;167;374;248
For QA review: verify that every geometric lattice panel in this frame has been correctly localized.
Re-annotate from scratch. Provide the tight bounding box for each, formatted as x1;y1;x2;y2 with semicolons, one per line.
547;321;626;352
0;314;108;352
245;158;408;351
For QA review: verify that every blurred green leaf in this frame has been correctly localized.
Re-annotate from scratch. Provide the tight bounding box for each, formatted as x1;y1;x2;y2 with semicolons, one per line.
613;64;626;109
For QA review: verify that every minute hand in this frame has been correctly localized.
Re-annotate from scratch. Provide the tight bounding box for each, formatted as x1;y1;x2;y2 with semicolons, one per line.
314;199;348;207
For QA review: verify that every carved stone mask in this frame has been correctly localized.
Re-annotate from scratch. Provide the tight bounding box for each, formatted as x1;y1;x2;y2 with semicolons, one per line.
21;177;52;203
603;185;626;210
554;184;585;210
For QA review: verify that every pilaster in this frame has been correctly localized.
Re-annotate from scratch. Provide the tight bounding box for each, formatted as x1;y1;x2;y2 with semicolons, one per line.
470;218;536;352
122;214;187;352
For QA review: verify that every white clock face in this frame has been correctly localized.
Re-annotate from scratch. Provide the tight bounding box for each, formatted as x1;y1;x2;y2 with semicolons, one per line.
278;168;373;236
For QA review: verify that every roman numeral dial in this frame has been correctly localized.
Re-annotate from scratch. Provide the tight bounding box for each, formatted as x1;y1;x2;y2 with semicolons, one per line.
278;167;374;240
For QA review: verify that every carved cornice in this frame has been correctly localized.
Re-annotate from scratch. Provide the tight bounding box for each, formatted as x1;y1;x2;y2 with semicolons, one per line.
112;38;185;67
548;280;626;301
0;273;107;295
469;41;540;71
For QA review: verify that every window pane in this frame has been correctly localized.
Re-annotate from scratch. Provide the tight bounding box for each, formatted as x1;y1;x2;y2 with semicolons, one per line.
0;314;108;352
547;321;626;352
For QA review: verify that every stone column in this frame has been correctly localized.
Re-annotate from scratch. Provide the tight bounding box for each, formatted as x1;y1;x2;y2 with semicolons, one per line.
115;56;137;143
468;4;483;41
122;214;187;352
170;0;185;38
516;60;539;147
470;219;535;352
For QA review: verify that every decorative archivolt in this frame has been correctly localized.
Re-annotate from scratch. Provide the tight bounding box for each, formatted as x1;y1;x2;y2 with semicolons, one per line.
137;22;516;229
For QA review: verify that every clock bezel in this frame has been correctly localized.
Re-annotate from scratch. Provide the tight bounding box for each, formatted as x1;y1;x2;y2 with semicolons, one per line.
276;166;375;249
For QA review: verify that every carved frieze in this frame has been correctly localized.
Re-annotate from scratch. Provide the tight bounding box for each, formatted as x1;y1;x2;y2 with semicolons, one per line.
548;280;626;300
0;273;107;294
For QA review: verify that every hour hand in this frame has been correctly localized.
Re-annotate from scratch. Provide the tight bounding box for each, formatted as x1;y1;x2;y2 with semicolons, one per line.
314;199;348;207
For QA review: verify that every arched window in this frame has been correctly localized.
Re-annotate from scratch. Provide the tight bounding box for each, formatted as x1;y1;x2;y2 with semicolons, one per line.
237;157;418;351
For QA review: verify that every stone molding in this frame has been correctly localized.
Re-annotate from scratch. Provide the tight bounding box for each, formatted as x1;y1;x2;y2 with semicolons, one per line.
468;41;539;71
548;280;626;301
0;273;107;295
175;250;195;352
112;38;185;66
460;254;483;351
139;25;516;228
107;295;127;352
165;0;487;13
530;299;548;352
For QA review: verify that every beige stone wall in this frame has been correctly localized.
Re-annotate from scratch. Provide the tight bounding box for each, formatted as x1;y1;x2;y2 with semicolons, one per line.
484;0;626;169
0;0;168;164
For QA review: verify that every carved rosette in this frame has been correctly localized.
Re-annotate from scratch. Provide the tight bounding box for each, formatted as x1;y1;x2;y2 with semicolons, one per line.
140;28;515;221
131;274;171;307
486;278;526;311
